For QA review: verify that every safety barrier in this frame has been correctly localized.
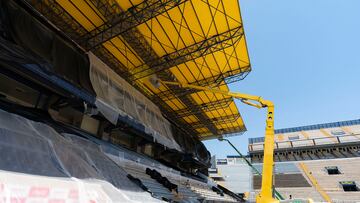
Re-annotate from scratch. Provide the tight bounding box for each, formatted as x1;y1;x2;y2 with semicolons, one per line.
249;134;360;152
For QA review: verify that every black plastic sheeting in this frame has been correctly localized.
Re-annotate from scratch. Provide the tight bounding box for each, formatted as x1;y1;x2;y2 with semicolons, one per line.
0;0;94;95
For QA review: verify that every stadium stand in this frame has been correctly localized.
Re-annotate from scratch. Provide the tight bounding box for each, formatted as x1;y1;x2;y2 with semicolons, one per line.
0;106;242;202
0;0;250;201
248;120;360;202
0;0;253;173
253;162;311;190
300;158;360;202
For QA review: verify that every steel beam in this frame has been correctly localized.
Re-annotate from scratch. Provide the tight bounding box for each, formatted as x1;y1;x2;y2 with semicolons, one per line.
135;42;217;134
87;0;247;84
81;0;188;50
87;0;122;24
93;46;134;80
191;114;241;129
219;127;245;135
118;28;219;135
131;26;245;79
174;97;234;118
24;0;87;39
224;68;251;84
156;65;251;100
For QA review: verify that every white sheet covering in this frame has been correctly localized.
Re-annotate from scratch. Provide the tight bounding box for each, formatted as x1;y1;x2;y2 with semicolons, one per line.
0;170;164;203
88;52;181;151
0;109;163;203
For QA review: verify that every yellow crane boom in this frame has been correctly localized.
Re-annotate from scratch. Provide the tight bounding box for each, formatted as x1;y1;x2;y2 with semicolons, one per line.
158;80;278;203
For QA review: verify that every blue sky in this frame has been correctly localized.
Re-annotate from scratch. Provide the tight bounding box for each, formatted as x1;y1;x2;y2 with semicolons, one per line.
204;0;360;158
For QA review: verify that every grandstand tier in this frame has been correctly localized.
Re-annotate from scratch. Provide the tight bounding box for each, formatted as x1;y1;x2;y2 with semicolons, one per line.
0;0;254;201
300;158;360;202
245;121;360;202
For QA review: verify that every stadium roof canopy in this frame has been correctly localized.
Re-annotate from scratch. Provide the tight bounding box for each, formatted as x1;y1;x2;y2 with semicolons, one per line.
25;0;251;140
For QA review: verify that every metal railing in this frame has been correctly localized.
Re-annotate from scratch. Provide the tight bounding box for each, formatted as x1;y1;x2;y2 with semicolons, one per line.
249;133;360;152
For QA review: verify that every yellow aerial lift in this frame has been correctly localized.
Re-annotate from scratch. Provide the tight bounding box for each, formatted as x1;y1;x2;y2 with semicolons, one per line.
150;78;278;203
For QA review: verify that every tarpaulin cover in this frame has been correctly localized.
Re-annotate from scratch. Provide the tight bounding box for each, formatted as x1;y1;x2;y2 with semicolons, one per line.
0;111;67;177
100;142;180;175
89;52;181;151
0;169;163;203
63;133;148;192
0;109;162;202
1;0;95;95
63;133;164;202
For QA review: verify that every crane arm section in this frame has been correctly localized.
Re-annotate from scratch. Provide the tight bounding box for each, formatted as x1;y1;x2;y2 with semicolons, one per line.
161;81;272;108
160;80;278;203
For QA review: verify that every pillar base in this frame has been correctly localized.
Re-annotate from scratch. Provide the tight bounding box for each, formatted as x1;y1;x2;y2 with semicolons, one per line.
256;194;279;203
